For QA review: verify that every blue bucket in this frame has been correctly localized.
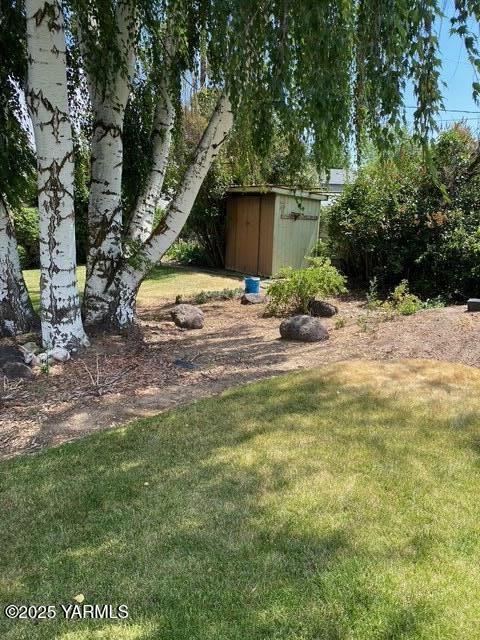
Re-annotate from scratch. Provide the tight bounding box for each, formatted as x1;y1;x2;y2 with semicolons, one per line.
244;276;260;294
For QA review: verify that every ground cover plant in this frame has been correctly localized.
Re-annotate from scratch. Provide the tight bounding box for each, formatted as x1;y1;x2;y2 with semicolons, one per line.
1;360;480;639
266;257;347;316
356;279;444;333
190;288;243;305
367;279;445;316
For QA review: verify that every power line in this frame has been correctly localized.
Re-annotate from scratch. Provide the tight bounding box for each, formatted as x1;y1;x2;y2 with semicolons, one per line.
437;116;480;122
405;106;480;113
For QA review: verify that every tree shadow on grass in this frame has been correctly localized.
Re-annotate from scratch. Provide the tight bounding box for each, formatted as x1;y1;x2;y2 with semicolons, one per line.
1;363;479;639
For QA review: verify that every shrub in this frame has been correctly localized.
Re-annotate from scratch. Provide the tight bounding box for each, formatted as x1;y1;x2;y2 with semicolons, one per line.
266;257;347;315
328;126;480;300
388;280;423;316
17;245;28;269
370;279;445;318
13;207;40;268
165;240;212;267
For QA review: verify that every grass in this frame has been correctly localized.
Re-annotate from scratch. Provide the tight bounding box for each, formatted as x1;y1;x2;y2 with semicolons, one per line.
23;265;243;311
2;359;480;639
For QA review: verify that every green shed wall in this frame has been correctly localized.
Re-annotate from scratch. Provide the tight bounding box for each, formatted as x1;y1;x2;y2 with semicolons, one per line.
271;194;322;274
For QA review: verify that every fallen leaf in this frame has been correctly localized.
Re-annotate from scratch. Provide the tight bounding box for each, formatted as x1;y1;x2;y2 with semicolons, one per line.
73;594;85;603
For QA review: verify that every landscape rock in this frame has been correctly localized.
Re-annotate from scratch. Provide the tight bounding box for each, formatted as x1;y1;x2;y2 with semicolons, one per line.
38;352;54;366
21;341;41;355
0;346;23;368
170;304;204;329
279;315;329;342
467;298;480;312
22;351;40;367
309;299;338;317
241;293;265;305
2;361;34;379
50;347;71;362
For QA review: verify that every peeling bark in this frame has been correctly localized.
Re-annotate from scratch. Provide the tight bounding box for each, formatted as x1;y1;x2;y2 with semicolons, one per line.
25;0;88;349
108;93;233;328
0;198;38;336
82;1;137;325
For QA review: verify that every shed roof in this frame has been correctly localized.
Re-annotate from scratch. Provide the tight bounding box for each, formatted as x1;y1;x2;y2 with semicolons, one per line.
226;185;328;201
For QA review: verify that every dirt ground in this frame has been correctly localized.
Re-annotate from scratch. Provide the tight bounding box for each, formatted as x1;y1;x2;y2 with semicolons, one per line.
2;295;480;460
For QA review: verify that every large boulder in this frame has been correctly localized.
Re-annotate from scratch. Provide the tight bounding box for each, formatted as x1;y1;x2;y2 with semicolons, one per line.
280;315;329;342
171;304;204;330
309;299;338;317
241;293;265;305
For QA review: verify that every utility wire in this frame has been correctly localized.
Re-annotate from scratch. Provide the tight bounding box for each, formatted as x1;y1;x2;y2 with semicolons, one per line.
405;106;480;113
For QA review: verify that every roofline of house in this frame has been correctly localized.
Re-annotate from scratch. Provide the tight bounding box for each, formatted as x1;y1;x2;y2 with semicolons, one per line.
226;185;330;201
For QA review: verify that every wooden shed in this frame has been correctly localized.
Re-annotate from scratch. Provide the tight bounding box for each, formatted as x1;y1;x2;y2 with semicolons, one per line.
225;186;328;276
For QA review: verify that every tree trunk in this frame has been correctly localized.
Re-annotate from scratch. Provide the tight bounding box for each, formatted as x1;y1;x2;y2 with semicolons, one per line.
108;93;233;328
0;198;38;336
25;0;88;349
82;1;137;325
83;103;125;324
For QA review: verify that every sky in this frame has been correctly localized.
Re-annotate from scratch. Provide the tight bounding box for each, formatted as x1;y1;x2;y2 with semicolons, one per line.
405;0;480;132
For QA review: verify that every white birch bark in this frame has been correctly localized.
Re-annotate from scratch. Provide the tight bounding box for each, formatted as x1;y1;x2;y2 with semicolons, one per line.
25;0;88;349
0;198;38;336
111;93;233;327
82;1;137;325
127;75;175;244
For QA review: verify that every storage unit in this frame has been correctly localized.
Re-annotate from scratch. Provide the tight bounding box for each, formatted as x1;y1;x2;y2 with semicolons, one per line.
225;186;328;276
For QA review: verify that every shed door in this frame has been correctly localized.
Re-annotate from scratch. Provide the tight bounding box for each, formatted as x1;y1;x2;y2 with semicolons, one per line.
233;196;261;273
272;196;321;273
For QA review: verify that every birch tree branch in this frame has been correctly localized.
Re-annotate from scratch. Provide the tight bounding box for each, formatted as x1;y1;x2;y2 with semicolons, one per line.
127;38;176;243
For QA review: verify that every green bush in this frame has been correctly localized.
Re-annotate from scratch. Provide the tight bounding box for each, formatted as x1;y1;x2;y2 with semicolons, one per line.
328;126;480;301
368;279;445;318
17;245;28;269
164;240;212;267
13;207;39;268
266;257;347;315
388;280;424;316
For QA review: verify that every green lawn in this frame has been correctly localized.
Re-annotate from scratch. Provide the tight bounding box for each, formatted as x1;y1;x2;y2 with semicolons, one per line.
23;265;243;310
2;359;480;639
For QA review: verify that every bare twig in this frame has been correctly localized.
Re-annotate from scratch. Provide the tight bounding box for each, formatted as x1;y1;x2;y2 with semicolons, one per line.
78;357;138;397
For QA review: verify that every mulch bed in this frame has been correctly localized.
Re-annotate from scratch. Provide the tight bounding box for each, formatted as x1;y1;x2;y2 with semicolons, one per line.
1;296;480;459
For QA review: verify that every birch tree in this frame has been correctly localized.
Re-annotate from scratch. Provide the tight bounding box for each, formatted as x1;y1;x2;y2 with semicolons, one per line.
0;0;38;335
25;0;88;348
0;197;37;336
78;0;138;324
